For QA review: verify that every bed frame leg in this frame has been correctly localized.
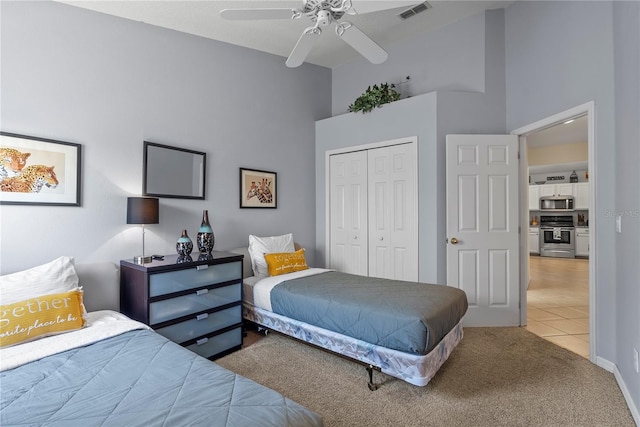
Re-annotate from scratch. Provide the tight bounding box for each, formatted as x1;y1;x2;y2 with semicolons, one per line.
366;365;379;391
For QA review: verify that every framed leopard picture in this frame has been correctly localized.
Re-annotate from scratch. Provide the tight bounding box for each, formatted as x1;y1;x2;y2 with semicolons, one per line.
0;132;81;206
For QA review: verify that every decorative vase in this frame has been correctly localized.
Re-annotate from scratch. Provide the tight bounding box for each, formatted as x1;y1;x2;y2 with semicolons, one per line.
176;254;193;264
570;170;578;183
176;229;193;256
197;210;214;253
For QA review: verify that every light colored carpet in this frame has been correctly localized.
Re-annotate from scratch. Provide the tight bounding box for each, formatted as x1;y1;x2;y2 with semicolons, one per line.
217;327;634;426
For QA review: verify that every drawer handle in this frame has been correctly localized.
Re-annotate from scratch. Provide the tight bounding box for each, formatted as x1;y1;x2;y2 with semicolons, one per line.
196;265;209;271
196;289;209;296
196;337;208;346
196;313;209;321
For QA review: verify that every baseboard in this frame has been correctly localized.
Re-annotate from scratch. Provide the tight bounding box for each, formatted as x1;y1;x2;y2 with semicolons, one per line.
597;356;640;425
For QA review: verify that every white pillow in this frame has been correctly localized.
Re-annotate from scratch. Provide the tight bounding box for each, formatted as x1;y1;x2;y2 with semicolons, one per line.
248;233;295;278
0;256;80;305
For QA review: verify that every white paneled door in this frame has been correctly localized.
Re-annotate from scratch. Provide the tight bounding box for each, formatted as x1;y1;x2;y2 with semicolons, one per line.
446;135;520;326
330;150;368;275
329;141;417;281
367;144;418;280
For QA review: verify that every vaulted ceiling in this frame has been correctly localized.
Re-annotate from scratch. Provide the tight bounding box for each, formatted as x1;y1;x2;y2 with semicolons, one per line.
56;1;511;68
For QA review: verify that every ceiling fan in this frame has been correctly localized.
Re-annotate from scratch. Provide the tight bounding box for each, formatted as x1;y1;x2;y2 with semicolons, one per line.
220;0;395;68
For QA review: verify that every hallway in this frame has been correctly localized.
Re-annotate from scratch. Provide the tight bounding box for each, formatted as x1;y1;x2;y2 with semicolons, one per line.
525;256;590;358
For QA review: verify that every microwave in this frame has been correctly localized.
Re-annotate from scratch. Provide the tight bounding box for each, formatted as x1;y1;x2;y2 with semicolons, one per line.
539;195;574;211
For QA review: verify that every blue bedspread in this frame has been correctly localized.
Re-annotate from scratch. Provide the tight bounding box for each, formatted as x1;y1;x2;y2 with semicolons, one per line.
0;329;322;427
270;271;468;355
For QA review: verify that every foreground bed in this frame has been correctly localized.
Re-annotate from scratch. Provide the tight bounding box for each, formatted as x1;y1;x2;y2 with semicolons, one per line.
0;310;322;427
0;256;322;427
241;264;468;390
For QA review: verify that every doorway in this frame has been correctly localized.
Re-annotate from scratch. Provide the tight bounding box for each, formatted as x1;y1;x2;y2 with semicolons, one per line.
512;102;596;363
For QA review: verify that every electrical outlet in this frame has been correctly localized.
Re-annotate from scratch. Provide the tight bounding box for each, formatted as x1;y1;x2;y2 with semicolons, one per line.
634;348;639;373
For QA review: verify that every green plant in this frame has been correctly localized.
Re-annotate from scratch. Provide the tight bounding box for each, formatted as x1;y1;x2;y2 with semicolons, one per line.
348;83;401;114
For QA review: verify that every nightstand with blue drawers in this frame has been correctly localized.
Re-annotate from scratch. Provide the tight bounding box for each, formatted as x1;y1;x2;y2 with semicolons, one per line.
120;251;244;360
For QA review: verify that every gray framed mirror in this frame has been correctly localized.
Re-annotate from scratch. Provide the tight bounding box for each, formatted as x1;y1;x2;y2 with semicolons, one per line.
143;141;206;199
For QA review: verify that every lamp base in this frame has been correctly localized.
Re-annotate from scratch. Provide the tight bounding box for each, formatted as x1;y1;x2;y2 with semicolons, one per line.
133;255;153;264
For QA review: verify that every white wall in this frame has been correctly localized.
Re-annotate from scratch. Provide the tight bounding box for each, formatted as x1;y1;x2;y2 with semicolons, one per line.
612;0;640;417
331;11;486;116
317;10;507;285
505;0;637;417
0;1;331;274
316;93;439;283
505;0;618;353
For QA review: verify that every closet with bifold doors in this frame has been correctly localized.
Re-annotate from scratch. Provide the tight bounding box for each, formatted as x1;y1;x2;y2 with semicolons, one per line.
328;139;418;281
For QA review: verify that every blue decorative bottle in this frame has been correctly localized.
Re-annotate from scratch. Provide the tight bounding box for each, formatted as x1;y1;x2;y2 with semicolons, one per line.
197;210;214;253
176;229;193;256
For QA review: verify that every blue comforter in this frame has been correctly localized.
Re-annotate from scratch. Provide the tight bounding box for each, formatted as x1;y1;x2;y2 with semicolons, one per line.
0;329;322;426
270;271;468;355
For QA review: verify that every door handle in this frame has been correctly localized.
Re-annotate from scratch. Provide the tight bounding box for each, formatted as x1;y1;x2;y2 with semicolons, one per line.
450;237;459;244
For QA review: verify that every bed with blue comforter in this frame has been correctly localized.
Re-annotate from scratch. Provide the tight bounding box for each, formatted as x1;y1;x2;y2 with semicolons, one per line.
243;268;468;388
0;311;322;427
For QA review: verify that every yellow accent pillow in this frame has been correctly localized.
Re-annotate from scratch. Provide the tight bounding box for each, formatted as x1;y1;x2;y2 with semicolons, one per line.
0;288;86;348
264;249;309;276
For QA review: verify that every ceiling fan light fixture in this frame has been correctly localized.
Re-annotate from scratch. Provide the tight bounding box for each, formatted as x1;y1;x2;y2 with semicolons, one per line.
398;2;432;20
316;10;332;27
222;0;397;67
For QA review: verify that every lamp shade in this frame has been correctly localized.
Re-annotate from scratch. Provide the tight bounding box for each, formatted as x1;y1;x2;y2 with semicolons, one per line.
127;197;159;225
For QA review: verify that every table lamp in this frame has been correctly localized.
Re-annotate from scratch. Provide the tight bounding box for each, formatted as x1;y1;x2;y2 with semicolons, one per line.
127;197;159;264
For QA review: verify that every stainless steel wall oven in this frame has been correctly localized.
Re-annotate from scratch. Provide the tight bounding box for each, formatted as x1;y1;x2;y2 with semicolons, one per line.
539;215;575;258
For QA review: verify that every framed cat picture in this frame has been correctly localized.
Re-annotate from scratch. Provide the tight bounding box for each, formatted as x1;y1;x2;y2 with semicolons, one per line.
0;132;82;206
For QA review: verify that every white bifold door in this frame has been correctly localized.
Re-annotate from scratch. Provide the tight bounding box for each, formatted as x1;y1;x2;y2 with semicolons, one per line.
329;142;418;281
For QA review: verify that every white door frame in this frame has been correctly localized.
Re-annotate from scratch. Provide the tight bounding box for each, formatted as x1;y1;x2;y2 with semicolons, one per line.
511;101;596;363
324;136;418;273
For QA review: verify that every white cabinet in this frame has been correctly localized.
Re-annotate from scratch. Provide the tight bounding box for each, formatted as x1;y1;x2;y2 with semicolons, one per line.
576;227;589;257
539;182;573;197
574;182;589;209
528;185;540;210
529;227;540;254
528;182;590;210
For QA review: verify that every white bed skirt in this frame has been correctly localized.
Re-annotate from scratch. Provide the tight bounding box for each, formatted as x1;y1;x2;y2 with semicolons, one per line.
243;303;464;387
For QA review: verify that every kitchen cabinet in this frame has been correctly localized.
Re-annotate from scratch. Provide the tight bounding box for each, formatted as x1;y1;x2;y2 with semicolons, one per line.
539;182;574;197
576;227;589;257
574;182;589;209
529;227;540;255
528;182;589;210
528;185;541;211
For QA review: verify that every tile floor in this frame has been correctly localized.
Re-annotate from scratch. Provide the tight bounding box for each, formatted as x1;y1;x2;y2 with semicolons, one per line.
526;255;590;358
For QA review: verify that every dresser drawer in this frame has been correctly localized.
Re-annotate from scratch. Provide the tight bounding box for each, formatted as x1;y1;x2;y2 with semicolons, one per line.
149;261;241;297
149;282;241;325
155;305;241;344
185;327;242;359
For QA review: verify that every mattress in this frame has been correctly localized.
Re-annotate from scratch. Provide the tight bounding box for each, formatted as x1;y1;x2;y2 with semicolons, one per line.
247;269;468;355
0;311;322;427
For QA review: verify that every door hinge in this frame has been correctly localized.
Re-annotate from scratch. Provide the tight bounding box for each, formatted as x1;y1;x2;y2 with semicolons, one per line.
518;151;520;159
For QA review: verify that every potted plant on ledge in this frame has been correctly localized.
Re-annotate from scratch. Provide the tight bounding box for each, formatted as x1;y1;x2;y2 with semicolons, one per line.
348;82;401;114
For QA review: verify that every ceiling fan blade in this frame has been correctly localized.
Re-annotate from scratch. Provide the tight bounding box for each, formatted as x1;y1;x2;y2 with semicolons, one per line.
286;27;321;68
220;8;299;21
336;22;388;64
